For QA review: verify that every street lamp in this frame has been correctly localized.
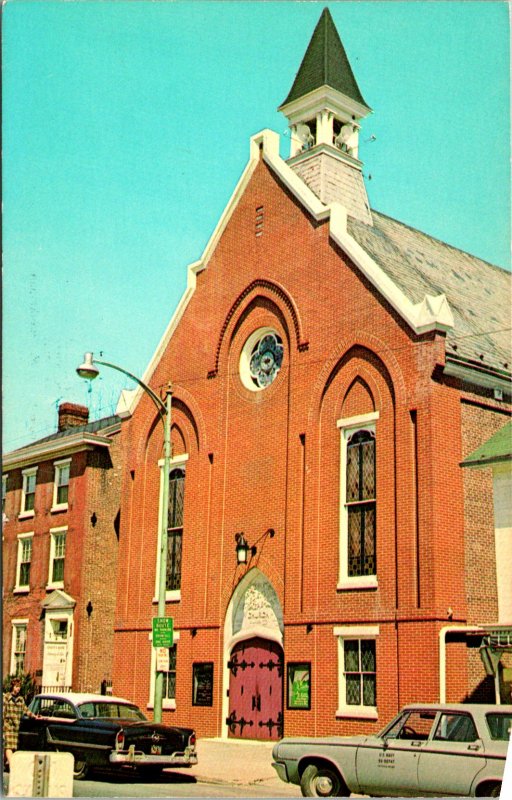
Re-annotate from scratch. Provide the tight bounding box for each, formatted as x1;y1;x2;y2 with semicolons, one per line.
77;352;172;723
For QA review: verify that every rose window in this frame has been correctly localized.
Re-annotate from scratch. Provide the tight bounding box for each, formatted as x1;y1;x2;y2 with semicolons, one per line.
240;328;284;391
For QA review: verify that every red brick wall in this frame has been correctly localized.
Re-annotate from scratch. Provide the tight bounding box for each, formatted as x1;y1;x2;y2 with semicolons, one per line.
112;160;509;736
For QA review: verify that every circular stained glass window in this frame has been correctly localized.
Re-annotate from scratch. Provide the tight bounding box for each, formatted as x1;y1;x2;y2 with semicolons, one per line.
240;328;284;391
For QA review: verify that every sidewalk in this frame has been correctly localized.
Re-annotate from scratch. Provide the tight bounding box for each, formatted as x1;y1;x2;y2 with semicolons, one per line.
176;737;298;792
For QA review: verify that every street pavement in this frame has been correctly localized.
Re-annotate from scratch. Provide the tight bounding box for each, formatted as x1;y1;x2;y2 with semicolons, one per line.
176;736;298;792
2;738;300;797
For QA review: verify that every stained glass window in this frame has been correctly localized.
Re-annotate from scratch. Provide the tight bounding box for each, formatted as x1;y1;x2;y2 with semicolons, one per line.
167;468;185;591
346;430;376;577
248;332;284;389
344;639;376;707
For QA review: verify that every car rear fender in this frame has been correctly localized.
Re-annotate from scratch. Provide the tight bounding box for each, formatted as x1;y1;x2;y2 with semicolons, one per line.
297;754;352;794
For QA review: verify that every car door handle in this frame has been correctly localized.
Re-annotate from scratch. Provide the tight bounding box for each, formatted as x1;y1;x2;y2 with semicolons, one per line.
467;744;480;751
411;741;423;747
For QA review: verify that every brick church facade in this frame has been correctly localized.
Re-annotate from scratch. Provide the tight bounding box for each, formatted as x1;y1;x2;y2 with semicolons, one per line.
111;9;511;738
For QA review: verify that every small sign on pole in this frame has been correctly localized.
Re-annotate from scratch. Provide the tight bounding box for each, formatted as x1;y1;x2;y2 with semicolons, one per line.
156;647;170;672
152;617;173;648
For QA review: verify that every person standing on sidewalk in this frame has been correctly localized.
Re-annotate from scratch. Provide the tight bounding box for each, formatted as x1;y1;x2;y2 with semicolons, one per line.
3;678;38;769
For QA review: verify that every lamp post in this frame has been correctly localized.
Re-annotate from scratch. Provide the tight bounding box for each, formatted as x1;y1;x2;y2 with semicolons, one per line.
76;352;172;722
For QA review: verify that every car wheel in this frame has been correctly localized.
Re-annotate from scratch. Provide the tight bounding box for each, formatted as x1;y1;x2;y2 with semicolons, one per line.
300;764;345;797
73;758;89;780
488;784;501;798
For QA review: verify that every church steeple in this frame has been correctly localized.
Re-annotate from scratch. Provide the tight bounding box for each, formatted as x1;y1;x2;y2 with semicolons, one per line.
280;7;369;112
279;7;373;225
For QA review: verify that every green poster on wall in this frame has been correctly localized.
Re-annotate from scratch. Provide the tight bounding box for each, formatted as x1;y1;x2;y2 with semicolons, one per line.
288;662;311;709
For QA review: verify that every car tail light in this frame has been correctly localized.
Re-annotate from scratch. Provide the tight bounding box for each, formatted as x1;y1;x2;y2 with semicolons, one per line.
188;733;196;748
116;730;125;750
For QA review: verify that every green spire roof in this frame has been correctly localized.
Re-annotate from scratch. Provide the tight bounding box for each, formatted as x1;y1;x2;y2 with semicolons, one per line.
280;7;370;110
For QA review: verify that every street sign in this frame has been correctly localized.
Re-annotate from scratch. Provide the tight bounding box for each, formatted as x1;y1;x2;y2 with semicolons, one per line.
152;617;173;648
156;647;170;671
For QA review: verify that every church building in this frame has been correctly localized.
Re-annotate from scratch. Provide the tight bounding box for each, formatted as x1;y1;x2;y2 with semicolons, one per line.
111;8;511;739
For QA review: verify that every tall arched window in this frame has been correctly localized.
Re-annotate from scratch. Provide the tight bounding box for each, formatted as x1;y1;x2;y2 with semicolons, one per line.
167;467;185;591
346;429;376;577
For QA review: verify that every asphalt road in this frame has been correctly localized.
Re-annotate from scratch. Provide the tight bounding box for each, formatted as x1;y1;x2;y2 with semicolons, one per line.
4;769;301;798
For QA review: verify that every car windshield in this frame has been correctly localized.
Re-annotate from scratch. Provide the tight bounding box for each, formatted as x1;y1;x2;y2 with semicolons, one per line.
78;702;147;721
486;713;512;741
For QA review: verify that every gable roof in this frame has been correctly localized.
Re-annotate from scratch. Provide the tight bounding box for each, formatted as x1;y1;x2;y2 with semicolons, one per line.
3;414;121;470
461;421;512;467
280;7;370;110
120;129;510;421
347;211;511;375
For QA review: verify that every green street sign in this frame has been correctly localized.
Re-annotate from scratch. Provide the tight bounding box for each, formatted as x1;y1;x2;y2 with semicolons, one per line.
152;617;173;648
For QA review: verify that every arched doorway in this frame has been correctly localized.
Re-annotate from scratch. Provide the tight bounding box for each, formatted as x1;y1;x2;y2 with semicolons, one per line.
223;568;284;740
227;636;283;740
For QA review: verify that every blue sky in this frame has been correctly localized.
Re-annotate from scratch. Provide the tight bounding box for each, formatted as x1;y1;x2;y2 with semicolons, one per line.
3;0;510;450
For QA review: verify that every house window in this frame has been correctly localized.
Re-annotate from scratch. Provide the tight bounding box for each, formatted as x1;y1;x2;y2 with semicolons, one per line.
21;467;37;516
337;412;379;589
16;534;33;590
48;528;67;588
334;625;379;719
52;459;71;509
167;468;185;592
11;621;28;675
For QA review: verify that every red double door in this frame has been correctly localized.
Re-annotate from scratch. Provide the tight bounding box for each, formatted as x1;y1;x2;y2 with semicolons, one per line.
227;637;283;740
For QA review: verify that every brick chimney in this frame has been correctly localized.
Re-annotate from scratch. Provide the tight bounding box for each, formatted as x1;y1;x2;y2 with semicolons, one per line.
58;402;89;432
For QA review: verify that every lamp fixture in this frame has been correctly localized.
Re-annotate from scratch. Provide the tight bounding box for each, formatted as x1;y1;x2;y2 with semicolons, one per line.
235;528;276;565
235;533;252;565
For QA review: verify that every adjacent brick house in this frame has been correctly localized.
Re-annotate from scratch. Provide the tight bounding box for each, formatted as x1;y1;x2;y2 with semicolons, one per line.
2;403;121;694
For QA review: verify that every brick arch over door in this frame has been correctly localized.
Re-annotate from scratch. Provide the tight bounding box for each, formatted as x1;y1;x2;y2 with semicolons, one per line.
222;568;284;740
208;279;308;379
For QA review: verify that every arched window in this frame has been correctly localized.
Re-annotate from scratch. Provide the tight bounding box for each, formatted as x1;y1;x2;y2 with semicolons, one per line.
346;429;376;578
167;467;185;591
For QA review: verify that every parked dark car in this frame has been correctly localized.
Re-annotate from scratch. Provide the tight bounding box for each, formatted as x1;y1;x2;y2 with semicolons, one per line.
18;692;197;780
272;703;512;797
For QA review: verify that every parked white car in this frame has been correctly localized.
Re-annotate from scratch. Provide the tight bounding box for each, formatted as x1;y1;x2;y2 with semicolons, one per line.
272;703;511;797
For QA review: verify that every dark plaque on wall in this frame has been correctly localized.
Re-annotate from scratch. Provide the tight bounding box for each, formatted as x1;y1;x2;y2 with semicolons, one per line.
192;662;214;706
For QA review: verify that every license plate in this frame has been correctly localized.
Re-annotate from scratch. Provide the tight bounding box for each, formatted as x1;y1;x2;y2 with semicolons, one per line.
150;744;162;755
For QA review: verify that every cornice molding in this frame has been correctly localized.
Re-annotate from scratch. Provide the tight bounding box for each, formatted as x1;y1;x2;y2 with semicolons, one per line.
3;427;119;471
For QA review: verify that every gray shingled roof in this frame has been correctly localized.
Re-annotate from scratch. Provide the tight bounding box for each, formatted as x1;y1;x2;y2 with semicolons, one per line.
7;414;121;456
280;7;370;110
347;211;511;374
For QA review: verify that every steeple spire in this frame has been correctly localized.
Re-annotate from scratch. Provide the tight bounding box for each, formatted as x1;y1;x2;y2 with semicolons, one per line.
280;7;370;111
279;7;373;226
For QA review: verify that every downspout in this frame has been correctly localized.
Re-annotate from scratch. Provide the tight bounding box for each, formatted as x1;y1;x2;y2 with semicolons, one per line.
439;625;485;702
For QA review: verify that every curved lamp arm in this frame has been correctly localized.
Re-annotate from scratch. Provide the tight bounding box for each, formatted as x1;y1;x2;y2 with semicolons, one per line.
77;353;167;422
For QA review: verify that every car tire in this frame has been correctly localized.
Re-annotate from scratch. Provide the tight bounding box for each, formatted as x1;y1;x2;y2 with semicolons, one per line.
300;763;346;797
488;784;501;798
73;758;89;780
